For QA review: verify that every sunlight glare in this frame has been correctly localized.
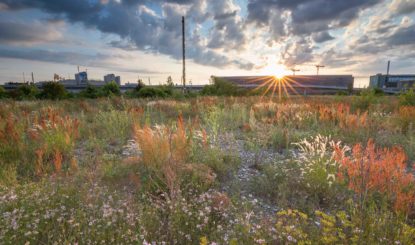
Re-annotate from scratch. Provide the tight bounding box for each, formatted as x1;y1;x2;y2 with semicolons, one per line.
262;64;288;79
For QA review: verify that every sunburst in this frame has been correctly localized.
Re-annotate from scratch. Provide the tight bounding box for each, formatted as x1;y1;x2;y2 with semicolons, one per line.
250;65;304;100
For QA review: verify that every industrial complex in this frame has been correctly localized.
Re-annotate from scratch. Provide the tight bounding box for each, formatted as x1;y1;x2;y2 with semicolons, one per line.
1;61;413;95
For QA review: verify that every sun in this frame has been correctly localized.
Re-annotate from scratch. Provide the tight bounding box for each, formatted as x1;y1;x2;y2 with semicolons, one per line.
261;64;288;79
254;63;302;100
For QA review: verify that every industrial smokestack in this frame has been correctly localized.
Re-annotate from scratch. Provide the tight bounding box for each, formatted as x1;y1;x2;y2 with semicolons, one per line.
386;60;391;86
387;60;390;76
182;16;186;93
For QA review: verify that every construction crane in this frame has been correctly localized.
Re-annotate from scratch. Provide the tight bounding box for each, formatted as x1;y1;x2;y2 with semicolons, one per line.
290;68;300;76
315;64;325;75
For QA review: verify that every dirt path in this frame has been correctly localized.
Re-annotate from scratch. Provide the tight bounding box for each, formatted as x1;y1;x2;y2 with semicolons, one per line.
218;134;280;216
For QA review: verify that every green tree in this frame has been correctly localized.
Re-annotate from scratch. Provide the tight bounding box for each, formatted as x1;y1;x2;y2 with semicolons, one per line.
201;77;245;96
9;84;40;100
0;86;7;99
166;76;174;87
39;82;67;100
80;85;100;99
100;81;121;97
135;79;145;92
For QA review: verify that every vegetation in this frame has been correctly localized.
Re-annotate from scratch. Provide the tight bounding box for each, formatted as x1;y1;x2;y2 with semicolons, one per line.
7;84;40;100
38;82;68;100
0;86;6;99
100;81;121;97
0;95;414;244
400;88;415;106
201;77;246;96
79;85;101;99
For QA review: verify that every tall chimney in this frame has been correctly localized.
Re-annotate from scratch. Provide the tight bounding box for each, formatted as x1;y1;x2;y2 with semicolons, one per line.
386;60;390;86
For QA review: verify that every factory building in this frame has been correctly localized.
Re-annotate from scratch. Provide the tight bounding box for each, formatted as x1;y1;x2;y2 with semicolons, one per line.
369;74;415;91
212;75;354;95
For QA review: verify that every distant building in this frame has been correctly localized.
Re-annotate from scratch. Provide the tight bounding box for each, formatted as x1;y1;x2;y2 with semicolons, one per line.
58;79;77;86
369;74;415;90
75;72;88;85
104;74;121;85
213;75;354;94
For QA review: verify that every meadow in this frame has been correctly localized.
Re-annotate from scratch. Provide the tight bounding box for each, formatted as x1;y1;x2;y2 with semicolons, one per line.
1;94;415;244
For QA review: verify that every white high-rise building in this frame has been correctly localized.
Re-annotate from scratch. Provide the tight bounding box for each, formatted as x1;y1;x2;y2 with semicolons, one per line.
104;74;121;85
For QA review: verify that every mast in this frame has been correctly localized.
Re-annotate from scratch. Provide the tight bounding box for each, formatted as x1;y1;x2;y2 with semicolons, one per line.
182;16;186;92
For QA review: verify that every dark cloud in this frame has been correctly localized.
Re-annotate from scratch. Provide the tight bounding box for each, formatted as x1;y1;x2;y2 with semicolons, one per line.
349;21;415;56
207;1;247;51
312;31;334;43
248;0;380;35
0;48;105;65
391;0;415;15
387;24;415;46
280;38;313;67
0;21;62;44
0;0;253;70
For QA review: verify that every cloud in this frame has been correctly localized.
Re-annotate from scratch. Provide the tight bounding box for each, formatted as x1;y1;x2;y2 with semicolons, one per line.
280;38;314;67
0;47;162;74
387;23;415;46
312;31;334;43
246;0;381;66
0;21;63;45
0;0;253;70
390;0;415;15
0;0;412;75
0;48;103;65
248;0;380;36
317;49;355;68
207;1;247;51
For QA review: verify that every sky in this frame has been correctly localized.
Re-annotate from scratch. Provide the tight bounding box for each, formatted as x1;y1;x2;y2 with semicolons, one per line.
0;0;414;87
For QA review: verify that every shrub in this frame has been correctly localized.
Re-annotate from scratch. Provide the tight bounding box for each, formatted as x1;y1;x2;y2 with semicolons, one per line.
25;108;80;177
352;88;380;111
335;139;415;214
400;89;415;106
79;85;100;98
251;135;350;211
134;116;214;198
39;82;67;100
8;84;39;100
0;86;7;99
92;110;133;144
396;106;415;134
0;108;80;182
335;90;349;96
201;78;245;96
293;135;350;188
136;87;167;98
100;81;121;97
192;147;240;181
